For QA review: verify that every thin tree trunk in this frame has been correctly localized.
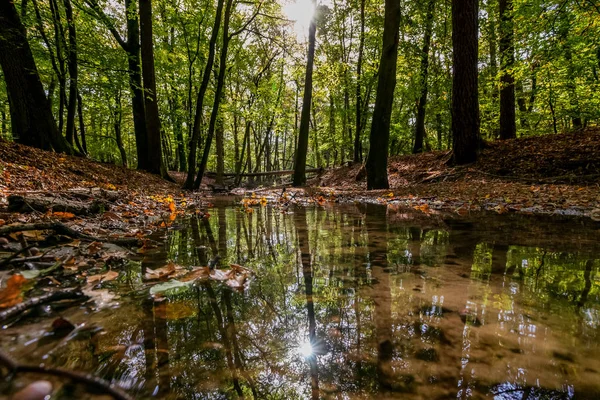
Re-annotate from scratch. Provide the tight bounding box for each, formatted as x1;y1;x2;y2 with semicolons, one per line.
413;0;436;154
354;0;366;163
499;0;516;139
194;0;233;189
293;0;317;187
365;0;400;189
113;90;127;167
184;0;225;188
76;92;87;153
139;0;167;177
63;0;78;149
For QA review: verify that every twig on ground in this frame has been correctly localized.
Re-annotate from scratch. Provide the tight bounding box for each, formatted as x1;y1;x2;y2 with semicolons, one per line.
0;349;133;400
0;222;140;246
0;288;87;322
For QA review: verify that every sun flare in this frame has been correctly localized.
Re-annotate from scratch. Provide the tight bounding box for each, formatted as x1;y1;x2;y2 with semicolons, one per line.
282;0;316;41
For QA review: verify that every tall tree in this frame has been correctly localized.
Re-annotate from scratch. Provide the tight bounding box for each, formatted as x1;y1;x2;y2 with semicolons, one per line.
184;0;225;189
365;0;401;190
0;0;71;153
451;0;480;164
194;0;233;189
413;0;436;153
139;0;168;177
86;0;149;170
292;0;317;187
498;0;516;139
354;0;366;163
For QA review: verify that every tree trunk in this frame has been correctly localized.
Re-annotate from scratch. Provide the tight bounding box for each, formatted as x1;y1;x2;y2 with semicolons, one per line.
124;0;149;170
0;0;71;153
194;0;233;189
451;0;480;164
413;0;436;154
63;0;78;149
354;0;366;163
184;0;225;189
365;0;401;190
139;0;167;177
215;110;225;185
499;0;516;140
76;92;87;154
293;0;317;187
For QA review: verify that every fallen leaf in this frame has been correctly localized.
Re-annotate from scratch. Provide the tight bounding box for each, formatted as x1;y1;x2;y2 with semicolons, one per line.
0;274;28;309
87;270;119;284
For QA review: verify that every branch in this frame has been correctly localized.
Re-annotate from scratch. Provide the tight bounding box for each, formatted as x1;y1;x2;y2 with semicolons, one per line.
0;288;86;322
0;348;132;400
229;0;264;38
77;0;128;51
0;222;141;246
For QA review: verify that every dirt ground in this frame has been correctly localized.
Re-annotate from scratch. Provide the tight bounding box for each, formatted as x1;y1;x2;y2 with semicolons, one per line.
1;129;600;221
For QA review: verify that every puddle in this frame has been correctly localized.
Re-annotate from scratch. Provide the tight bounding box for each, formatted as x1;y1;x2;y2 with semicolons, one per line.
2;202;600;399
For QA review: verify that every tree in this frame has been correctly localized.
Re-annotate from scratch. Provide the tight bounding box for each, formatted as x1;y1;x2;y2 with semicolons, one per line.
193;0;234;189
365;0;400;190
86;0;149;170
293;0;317;187
0;0;71;153
499;0;516;140
451;0;480;164
183;0;225;189
139;0;169;177
413;0;436;153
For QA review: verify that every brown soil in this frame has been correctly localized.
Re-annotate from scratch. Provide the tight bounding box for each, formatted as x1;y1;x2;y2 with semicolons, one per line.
1;130;600;219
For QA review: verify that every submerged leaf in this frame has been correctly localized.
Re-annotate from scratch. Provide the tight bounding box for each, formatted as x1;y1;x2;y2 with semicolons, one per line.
149;280;192;296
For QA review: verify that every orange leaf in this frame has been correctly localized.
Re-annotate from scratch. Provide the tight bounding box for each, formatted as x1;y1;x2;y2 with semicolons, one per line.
52;211;76;220
0;274;28;309
168;202;176;213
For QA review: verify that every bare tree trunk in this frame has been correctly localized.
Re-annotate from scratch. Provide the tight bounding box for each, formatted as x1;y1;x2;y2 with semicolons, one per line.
184;0;225;188
354;0;366;163
293;0;317;187
499;0;516;139
366;0;400;189
413;0;436;154
63;0;78;149
139;0;168;177
194;0;233;189
451;0;480;164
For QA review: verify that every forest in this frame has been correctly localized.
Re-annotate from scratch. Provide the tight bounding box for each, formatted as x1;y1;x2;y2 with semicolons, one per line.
2;0;600;399
1;0;599;190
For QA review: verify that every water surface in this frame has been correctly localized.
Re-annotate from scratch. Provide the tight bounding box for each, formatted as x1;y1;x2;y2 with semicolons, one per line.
3;202;600;399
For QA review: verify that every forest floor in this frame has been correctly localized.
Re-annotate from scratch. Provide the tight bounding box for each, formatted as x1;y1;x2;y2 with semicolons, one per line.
1;129;600;225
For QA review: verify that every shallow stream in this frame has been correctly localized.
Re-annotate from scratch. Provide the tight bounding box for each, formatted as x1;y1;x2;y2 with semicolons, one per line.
2;201;600;399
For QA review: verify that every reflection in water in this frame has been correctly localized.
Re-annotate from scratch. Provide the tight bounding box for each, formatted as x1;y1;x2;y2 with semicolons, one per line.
3;203;600;399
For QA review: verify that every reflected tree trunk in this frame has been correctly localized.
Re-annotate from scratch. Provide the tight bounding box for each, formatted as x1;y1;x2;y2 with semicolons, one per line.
364;203;394;389
295;206;320;400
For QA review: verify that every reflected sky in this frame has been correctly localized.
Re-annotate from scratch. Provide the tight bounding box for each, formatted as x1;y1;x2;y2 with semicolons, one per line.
2;202;600;399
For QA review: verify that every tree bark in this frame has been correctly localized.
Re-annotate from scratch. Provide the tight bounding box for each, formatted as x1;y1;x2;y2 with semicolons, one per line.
354;0;366;163
293;0;317;187
194;0;233;189
413;0;436;154
499;0;516;140
0;0;71;153
63;0;78;148
451;0;480;164
139;0;167;177
184;0;225;189
365;0;401;190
